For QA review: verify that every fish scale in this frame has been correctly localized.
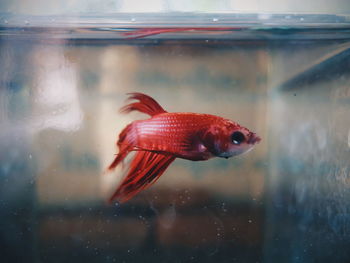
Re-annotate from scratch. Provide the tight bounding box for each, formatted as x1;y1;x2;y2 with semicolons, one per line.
136;113;220;153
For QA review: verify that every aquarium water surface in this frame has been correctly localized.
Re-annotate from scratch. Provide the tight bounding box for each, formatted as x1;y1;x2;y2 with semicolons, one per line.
0;13;350;263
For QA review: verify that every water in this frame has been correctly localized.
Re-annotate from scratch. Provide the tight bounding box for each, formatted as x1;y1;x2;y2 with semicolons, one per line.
0;14;350;263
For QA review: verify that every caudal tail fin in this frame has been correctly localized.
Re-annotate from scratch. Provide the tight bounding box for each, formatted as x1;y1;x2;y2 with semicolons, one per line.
108;93;165;170
108;123;136;171
120;92;167;117
107;93;170;202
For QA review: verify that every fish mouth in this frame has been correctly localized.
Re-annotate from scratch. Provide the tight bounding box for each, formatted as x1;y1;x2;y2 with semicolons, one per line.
248;133;261;144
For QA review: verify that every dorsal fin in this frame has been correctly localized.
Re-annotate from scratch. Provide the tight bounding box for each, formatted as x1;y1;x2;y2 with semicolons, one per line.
120;92;167;117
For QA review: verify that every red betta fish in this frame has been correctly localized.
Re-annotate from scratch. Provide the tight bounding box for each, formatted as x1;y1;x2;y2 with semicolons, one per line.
108;93;261;203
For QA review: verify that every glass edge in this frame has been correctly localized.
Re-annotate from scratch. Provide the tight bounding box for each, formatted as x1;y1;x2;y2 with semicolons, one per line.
0;12;350;28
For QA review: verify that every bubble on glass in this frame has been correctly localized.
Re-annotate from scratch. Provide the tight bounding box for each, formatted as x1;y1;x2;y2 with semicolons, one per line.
221;202;227;213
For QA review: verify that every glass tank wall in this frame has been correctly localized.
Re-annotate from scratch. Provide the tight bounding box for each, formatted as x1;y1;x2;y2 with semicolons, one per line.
0;13;349;263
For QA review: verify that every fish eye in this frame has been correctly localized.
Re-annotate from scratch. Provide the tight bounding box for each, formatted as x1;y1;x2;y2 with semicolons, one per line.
231;131;245;145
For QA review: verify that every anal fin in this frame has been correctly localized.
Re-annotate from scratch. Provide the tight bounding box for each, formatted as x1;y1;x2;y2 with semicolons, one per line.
109;151;175;203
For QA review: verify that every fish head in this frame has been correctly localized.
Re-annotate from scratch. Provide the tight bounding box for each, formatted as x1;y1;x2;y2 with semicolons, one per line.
202;120;261;158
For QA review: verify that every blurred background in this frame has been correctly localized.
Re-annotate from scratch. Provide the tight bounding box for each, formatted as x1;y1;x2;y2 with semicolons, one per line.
0;2;350;263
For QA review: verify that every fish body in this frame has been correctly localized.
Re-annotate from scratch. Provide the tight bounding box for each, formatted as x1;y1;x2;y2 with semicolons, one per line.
108;93;261;203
